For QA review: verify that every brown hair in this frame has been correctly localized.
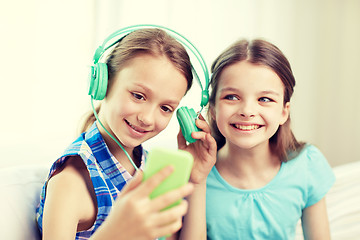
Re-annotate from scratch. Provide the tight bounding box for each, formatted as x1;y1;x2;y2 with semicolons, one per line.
208;39;304;161
79;28;193;133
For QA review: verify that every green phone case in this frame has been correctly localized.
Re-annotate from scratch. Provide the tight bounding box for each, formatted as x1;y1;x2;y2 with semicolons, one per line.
143;148;194;210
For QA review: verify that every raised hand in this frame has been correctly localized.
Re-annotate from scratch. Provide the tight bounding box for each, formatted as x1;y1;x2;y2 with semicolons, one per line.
177;114;217;184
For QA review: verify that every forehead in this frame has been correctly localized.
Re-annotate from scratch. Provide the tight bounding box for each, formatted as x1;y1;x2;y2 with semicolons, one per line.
219;61;285;93
115;54;188;102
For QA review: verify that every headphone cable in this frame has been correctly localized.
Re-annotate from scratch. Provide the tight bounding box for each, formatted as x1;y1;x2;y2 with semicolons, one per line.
91;97;139;171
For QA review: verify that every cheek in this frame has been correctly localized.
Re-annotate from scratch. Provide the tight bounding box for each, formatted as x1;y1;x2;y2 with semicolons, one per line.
110;103;130;119
155;114;173;132
106;99;137;124
263;108;285;126
214;105;229;133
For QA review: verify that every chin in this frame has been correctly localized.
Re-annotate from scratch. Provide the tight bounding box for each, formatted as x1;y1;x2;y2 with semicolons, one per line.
232;140;263;150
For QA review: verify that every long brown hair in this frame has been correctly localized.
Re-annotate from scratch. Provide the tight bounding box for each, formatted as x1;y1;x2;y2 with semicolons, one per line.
208;39;304;161
79;28;193;133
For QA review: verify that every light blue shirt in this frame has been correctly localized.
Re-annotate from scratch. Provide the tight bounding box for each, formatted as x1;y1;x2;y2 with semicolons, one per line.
206;144;335;240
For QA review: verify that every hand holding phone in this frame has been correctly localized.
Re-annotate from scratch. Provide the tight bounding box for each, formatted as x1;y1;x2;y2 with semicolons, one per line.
143;148;194;210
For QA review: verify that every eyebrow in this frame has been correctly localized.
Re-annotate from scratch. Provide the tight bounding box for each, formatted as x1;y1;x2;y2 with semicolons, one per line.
220;87;281;96
134;82;151;93
260;90;281;96
219;87;239;93
133;83;180;105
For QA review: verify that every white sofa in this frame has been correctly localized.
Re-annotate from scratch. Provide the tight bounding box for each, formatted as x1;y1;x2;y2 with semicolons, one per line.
0;161;359;240
0;164;48;240
295;160;360;240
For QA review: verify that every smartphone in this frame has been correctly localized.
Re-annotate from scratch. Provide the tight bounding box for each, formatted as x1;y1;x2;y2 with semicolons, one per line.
143;147;194;210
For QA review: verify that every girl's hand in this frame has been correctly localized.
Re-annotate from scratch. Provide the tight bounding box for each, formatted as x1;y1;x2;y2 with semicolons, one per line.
91;166;194;240
177;114;217;184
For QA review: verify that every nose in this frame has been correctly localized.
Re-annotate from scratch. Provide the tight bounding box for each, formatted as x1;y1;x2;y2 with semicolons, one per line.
239;100;255;118
137;107;155;126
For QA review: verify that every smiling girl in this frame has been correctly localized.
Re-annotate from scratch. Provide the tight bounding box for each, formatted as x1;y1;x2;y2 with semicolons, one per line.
36;27;216;240
206;39;335;239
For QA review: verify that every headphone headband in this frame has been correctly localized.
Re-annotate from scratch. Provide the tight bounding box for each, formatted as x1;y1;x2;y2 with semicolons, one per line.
90;24;210;107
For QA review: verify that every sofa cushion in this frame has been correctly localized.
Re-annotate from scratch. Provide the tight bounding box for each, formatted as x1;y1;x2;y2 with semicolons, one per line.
295;160;360;239
0;164;48;240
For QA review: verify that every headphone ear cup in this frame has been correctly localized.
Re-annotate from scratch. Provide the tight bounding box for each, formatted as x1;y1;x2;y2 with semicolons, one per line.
88;62;108;100
94;62;108;100
176;106;200;143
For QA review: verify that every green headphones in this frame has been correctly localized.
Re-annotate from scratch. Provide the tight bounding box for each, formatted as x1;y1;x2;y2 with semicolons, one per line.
88;24;210;145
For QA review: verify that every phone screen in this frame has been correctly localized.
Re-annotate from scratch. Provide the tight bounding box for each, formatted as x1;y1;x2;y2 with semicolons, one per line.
143;148;194;210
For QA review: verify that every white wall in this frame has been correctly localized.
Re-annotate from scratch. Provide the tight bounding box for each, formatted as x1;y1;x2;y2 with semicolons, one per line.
0;0;95;167
1;0;359;168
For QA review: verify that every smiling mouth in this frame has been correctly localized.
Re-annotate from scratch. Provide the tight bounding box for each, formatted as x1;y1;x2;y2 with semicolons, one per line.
125;120;149;133
232;124;261;131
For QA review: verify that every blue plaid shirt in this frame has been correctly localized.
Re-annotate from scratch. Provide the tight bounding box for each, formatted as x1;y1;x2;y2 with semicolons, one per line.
36;122;146;239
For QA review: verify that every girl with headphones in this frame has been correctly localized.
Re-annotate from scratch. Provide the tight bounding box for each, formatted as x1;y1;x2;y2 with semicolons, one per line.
36;26;216;240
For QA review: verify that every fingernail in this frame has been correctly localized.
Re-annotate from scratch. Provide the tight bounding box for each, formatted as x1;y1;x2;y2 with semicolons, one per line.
165;165;174;173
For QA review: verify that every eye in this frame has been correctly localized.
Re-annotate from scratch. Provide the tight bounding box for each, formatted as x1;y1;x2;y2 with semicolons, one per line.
259;97;273;103
160;105;173;113
132;92;145;101
224;94;239;101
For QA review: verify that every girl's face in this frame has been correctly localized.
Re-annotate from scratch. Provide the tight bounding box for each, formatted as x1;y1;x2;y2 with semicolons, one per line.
100;54;188;150
212;61;290;150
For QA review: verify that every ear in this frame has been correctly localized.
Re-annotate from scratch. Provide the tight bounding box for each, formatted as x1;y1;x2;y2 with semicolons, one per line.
279;102;290;125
